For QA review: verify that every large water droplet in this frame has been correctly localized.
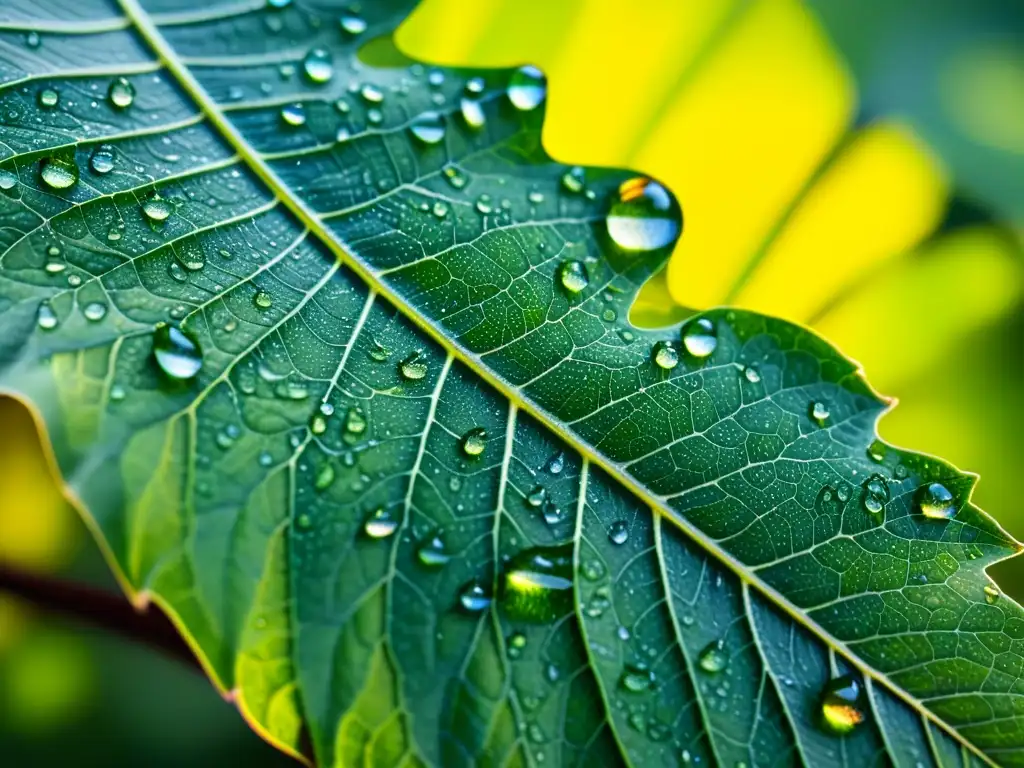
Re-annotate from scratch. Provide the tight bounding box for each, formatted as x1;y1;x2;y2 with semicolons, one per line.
280;103;306;126
410;111;445;145
364;507;398;539
417;535;450;568
819;675;866;735
558;260;589;294
89;145;116;175
399;352;428;381
681;317;716;359
252;289;273;310
525;486;547;508
460;97;485;129
0;169;17;191
37;88;59;109
153;324;202;381
607;178;681;253
360;83;384;104
303;48;333;84
652;341;679;370
697;640;728;673
37;303;58;330
507;65;546;110
339;12;367;35
461;427;487;457
917;482;957;520
108;77;135;109
40;157;78;190
459;581;491;613
608;520;629;546
83;302;107;322
619;662;654;693
142;194;172;222
501;546;573;622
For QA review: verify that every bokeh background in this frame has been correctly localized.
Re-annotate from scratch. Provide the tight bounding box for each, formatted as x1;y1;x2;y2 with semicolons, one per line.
2;0;1022;763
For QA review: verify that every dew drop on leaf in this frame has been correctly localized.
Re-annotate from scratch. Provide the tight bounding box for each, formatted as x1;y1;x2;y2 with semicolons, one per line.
142;194;172;222
606;177;681;253
280;103;306;126
460;97;485;129
525;486;547;508
314;463;335;491
459;581;491;613
26;31;40;48
697;640;728;673
681;317;716;359
861;474;889;518
507;65;546;110
461;427;487;457
561;166;585;193
608;520;629;546
442;164;467;189
652;340;679;370
985;585;1000;604
37;303;58;330
363;507;398;539
40;157;78;190
253;289;273;309
83;302;107;322
819;674;866;735
546;451;565;475
152;324;203;381
37;88;59;109
809;400;830;427
917;482;957;520
399;352;428;381
619;662;655;693
558;260;589;294
0;169;16;191
507;631;527;659
417;535;449;568
410;111;445;144
302;48;333;84
107;77;135;109
344;405;367;435
339;12;367;35
360;83;384;103
867;439;888;463
743;364;761;383
89;144;115;174
501;546;573;622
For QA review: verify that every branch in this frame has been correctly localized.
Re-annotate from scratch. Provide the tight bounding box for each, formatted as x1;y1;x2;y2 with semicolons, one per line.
0;562;201;673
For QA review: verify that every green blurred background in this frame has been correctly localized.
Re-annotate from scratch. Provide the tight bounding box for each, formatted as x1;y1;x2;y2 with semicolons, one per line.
2;0;1022;764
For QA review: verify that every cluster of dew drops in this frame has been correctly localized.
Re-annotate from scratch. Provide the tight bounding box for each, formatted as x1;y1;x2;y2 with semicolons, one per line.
12;3;995;749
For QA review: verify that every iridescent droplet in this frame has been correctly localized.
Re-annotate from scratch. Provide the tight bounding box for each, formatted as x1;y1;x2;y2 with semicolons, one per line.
984;585;1000;604
606;177;681;253
561;166;585;193
344;406;367;435
0;169;17;191
819;675;866;735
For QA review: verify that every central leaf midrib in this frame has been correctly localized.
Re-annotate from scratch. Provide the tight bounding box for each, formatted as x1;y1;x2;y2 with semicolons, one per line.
114;1;992;762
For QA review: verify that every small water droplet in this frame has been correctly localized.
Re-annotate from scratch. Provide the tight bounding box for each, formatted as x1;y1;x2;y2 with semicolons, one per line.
37;303;58;330
984;585;1000;604
606;177;681;252
819;675;866;735
314;462;335;490
40;157;78;190
153;324;202;381
364;507;398;539
697;640;728;673
558;260;589;294
296;513;312;530
461;427;487;457
743;365;761;384
507;65;546;110
410;111;445;144
302;48;333;84
360;83;384;104
459;581;491;613
168;261;188;283
417;535;450;568
280;103;306;126
502;546;574;622
399;352;428;381
561;166;585;193
89;144;116;174
443;164;467;189
861;474;889;518
809;400;830;427
619;662;654;693
917;482;957;520
608;520;629;546
652;340;679;370
37;88;59;109
26;31;41;48
108;77;135;109
507;631;527;659
525;486;547;508
253;289;273;310
344;405;367;435
83;302;107;322
460;97;485;129
546;452;565;475
309;412;328;435
340;12;367;35
867;439;888;463
681;317;716;359
0;169;17;191
142;194;172;222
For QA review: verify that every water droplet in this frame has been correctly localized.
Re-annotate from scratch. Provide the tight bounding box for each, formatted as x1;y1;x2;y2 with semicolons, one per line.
561;166;585;193
984;585;1000;604
681;317;716;359
867;439;888;463
152;324;202;381
142;194;171;222
861;474;889;518
309;412;327;435
546;452;565;475
0;169;17;191
37;88;59;109
89;145;115;174
652;340;679;370
37;303;58;330
459;581;491;613
399;352;428;381
697;640;728;673
267;0;291;7
475;194;493;214
431;201;448;218
558;260;589;294
364;507;398;539
280;103;306;126
460;97;485;129
507;65;546;110
525;486;547;508
417;535;450;568
507;631;527;659
314;463;335;491
335;126;351;143
83;302;107;322
917;482;957;520
253;289;273;309
606;178;681;253
809;401;830;427
443;164;467;189
819;675;866;735
40;157;78;190
461;427;487;457
108;77;135;109
26;31;40;48
344;405;367;435
302;48;333;84
168;261;188;283
410;112;445;144
340;12;367;35
502;546;574;622
743;365;761;384
608;520;629;546
619;662;654;693
360;83;384;104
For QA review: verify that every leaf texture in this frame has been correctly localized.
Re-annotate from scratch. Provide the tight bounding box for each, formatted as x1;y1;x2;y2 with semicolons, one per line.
0;1;1021;766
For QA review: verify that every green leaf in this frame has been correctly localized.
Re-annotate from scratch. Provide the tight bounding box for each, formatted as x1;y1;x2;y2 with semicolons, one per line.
0;1;1021;766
